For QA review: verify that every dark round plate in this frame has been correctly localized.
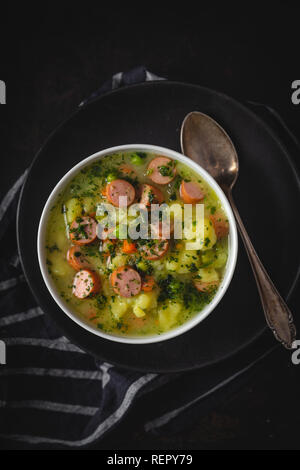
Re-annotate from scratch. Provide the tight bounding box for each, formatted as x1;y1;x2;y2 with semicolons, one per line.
17;81;300;372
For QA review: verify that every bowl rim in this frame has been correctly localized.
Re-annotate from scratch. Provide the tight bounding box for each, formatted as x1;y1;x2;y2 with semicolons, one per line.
37;144;238;344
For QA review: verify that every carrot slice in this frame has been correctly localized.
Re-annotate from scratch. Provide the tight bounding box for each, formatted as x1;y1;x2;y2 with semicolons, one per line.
142;276;156;292
122;240;137;254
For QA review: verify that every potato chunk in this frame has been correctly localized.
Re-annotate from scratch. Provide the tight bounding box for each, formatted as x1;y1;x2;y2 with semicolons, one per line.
158;300;182;330
197;268;219;283
212;250;227;269
200;218;217;251
201;249;227;269
111;298;129;319
177;250;200;274
135;293;151;310
82;197;96;215
50;253;71;277
133;306;146;318
108;254;129;270
165;257;178;272
183;217;217;251
65;198;83;224
133;291;157;313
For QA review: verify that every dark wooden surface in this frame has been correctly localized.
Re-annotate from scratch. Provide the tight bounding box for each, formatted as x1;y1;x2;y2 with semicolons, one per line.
1;5;300;450
98;348;300;450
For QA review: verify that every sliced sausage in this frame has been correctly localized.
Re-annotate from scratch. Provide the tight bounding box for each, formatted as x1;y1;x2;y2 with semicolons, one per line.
69;216;97;245
110;266;142;298
147;156;176;185
194;280;219;293
72;269;101;299
180;181;205;204
210;213;229;239
67;246;90;270
139;183;164;206
106;179;135;207
140;239;169;260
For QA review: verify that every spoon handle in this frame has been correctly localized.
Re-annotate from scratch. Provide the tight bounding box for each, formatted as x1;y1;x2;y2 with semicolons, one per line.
227;191;296;349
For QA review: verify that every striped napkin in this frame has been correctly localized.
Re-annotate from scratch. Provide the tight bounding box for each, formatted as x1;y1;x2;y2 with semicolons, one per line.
0;67;166;449
0;67;278;449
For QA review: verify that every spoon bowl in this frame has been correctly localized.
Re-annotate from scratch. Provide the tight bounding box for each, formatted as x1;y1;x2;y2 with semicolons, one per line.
181;111;239;193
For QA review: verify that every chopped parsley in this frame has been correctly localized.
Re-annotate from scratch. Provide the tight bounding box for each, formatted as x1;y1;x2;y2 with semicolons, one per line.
95;294;107;309
158;164;174;177
204;237;211;247
46;243;60;253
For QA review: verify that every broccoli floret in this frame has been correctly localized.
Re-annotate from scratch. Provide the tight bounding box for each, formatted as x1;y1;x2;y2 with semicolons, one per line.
158;275;216;313
158;275;184;302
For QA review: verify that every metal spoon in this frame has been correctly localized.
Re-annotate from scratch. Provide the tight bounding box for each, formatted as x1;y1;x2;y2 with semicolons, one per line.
181;111;296;349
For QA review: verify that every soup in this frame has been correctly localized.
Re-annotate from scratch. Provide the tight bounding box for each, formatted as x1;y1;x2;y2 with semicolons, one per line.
45;151;229;337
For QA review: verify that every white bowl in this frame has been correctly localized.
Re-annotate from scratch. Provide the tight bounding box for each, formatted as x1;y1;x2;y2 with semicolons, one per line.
38;144;238;344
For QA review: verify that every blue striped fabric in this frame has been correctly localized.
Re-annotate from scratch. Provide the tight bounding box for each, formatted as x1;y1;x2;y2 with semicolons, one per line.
0;177;159;447
0;68;165;449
